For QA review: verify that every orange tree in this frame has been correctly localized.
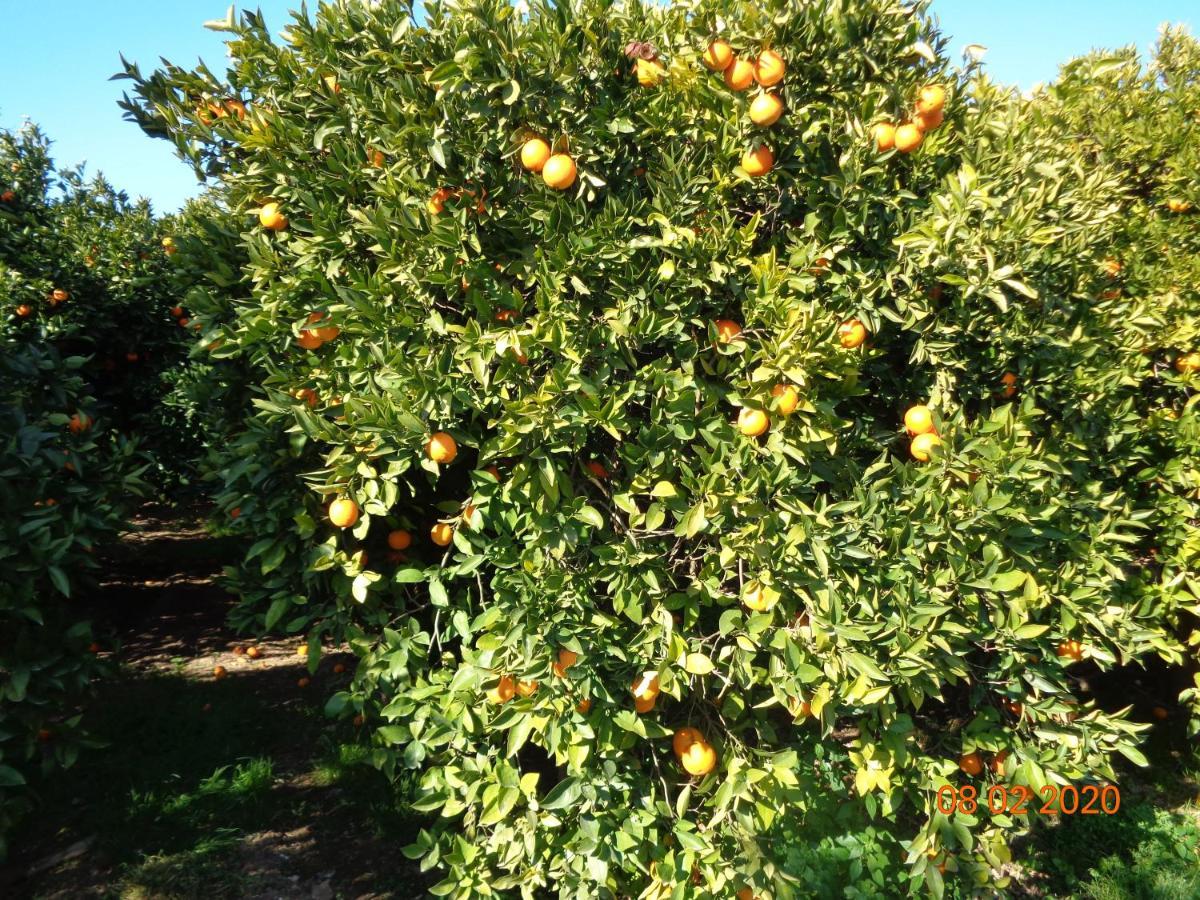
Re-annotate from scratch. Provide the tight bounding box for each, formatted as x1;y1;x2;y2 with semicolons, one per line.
120;0;1197;894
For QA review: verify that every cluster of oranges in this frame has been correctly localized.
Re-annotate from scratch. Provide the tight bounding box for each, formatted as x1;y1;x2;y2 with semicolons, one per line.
673;726;718;776
958;749;1008;777
872;84;946;155
519;136;578;190
702;41;787;177
169;303;189;328
903;404;942;462
296;311;340;350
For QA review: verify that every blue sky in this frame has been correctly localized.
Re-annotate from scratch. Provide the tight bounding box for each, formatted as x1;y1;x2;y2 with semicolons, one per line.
0;1;1193;213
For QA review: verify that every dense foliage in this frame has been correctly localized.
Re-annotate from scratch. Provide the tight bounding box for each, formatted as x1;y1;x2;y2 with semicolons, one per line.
101;0;1200;895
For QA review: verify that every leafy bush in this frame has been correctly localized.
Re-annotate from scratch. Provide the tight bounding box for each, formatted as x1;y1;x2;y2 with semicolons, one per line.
120;1;1200;895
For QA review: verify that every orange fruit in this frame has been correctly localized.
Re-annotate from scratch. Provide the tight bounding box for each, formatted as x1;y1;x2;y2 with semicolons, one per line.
15;304;32;318
958;751;983;776
680;739;717;776
989;750;1010;774
1174;352;1200;374
323;74;341;94
714;319;742;345
88;642;102;653
314;325;340;342
903;405;935;436
426;431;458;463
916;85;946;116
1152;705;1169;720
553;648;579;678
1002;700;1023;718
68;413;93;434
585;461;609;479
737;408;770;437
37;728;53;743
427;188;451;215
179;317;191;328
1167;198;1192;213
170;306;184;317
520;137;551;172
296;645;308;657
631;674;660;713
328;498;360;528
229;507;241;519
748;92;784;127
233;646;245;656
910;432;943;462
636;58;666;87
333;663;346;674
893;124;923;153
673;726;702;757
702;40;733;72
387;529;412;550
771;383;799;415
1101;257;1122;277
368;147;385;168
914;107;944;133
483;464;501;480
742;581;777;612
872;122;896;152
838;319;867;348
736;889;755;900
431;522;454;546
542;154;577;190
1000;371;1018;397
213;665;228;680
352;714;365;727
225;98;247;120
126;351;140;362
516;679;539;698
259;201;288;231
576;698;592;714
754;50;786;87
294;388;318;407
0;190;14;203
724;57;755;91
298;677;311;688
1056;639;1083;661
246;646;262;659
50;289;69;304
488;674;516;704
741;145;774;176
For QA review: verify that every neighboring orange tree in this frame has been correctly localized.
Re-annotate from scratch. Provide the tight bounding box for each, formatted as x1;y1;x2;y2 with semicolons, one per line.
120;1;1199;895
0;123;193;858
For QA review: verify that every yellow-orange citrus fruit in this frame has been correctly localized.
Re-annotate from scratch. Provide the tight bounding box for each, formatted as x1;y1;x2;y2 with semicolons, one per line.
872;122;896;151
313;325;340;342
741;145;774;176
426;431;458;463
1174;352;1200;373
714;319;742;344
553;648;579;678
542;154;577;190
1056;639;1083;661
162;236;175;249
1101;257;1122;277
333;663;346;674
520;137;551;172
742;582;777;612
737;408;770;437
680;739;717;776
16;304;32;318
673;726;702;757
749;92;784;126
771;383;799;415
297;330;323;350
894;124;923;153
170;305;184;317
724;57;755;91
576;698;592;714
585;461;609;479
259;201;288;231
916;84;946;116
323;74;341;94
387;529;412;550
910;432;943;462
431;522;454;546
68;413;93;434
631;674;660;713
636;58;666;87
754;50;786;87
838;319;867;348
213;665;228;680
903;405;935;436
702;40;733;72
328;499;360;528
1000;371;1018;397
516;679;539;698
50;289;69;303
246;646;262;659
914;107;944;132
990;749;1011;775
958;752;983;776
427;188;451;215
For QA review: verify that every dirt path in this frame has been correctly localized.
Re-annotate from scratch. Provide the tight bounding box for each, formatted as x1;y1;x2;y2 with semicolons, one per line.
2;505;422;900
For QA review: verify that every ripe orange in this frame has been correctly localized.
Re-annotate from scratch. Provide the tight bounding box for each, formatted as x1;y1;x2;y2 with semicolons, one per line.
431;522;454;546
636;58;666;87
179;317;191;327
1002;699;1023;718
298;677;311;688
126;351;140;362
516;679;539;698
749;92;784;127
225;98;247;120
990;750;1010;774
246;646;262;659
702;40;733;72
229;507;241;519
903;405;935;436
426;431;458;463
915;84;946;116
368;147;385;168
553;648;579;678
872;122;896;152
323;74;341;94
234;646;246;656
737;408;770;437
488;674;516;704
724;57;755;91
0;190;14;203
88;642;102;653
838;319;867;348
914;107;944;133
1174;352;1200;374
170;305;184;317
387;529;412;550
576;698;592;714
213;665;228;680
741;145;774;176
673;726;702;756
910;432;943;462
1166;198;1192;213
520;137;551;172
742;582;777;612
958;751;983;776
1056;639;1083;661
680;739;717;776
1101;257;1122;277
427;188;451;215
328;498;360;528
631;673;660;713
542;154;577;190
585;461;609;479
15;304;32;318
771;383;799;415
483;464;501;480
259;201;288;231
1152;705;1169;720
50;289;69;304
1000;371;1018;397
313;325;340;342
37;728;53;743
68;413;93;434
754;50;786;87
714;319;742;345
894;124;923;153
736;889;755;900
